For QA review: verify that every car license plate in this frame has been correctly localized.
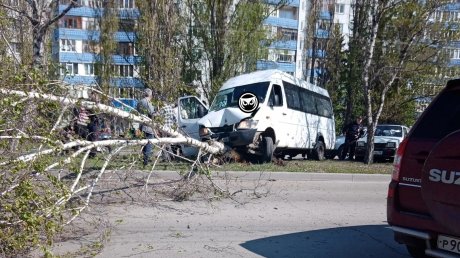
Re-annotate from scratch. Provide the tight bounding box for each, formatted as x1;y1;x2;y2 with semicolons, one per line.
438;235;460;255
222;137;229;142
373;151;383;155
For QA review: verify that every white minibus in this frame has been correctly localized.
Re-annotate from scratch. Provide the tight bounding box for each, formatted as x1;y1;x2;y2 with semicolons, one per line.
195;69;336;162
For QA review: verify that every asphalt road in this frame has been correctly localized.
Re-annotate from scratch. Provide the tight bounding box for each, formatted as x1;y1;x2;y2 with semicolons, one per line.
54;172;410;258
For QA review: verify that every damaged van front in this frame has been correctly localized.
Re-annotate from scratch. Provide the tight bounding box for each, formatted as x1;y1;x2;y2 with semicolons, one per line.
198;81;270;160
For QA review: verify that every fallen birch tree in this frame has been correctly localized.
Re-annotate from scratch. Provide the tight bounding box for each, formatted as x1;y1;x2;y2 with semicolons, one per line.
0;86;231;256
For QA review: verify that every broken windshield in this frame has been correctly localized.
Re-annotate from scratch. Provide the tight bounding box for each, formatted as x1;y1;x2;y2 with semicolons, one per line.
209;82;270;112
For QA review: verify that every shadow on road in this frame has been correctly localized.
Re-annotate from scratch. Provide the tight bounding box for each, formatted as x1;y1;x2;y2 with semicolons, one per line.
240;224;410;258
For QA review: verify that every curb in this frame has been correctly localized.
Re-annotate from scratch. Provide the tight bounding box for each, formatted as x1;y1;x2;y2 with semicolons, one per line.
142;170;391;183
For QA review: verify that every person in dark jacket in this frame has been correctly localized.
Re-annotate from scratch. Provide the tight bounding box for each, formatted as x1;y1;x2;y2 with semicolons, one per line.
340;116;364;160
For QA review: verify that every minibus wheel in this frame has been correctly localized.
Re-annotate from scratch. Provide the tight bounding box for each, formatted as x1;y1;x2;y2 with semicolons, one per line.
260;136;274;163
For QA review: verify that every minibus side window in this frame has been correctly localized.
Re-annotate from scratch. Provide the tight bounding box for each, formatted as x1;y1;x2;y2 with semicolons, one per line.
315;97;333;118
284;83;301;110
299;88;316;114
269;84;283;107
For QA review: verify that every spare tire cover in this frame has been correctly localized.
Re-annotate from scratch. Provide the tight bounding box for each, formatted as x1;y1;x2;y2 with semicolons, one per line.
422;130;460;235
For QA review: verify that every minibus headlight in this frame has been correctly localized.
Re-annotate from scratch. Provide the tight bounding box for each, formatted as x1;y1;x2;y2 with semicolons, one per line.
386;142;397;148
237;119;259;129
199;127;209;136
357;141;365;147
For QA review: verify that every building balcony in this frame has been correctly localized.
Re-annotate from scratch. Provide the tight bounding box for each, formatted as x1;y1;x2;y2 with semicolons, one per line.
307;49;326;58
62;75;143;88
59;52;96;63
62;75;98;85
449;58;460;66
442;3;460;11
305;68;325;78
256;60;295;73
270;40;297;50
111;55;141;64
55;28;98;41
59;5;98;17
59;5;140;18
264;16;298;30
54;28;136;42
265;0;299;7
58;52;141;65
316;29;329;39
320;11;332;20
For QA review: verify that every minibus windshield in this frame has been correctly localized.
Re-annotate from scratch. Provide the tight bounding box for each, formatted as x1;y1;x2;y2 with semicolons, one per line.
209;82;270;112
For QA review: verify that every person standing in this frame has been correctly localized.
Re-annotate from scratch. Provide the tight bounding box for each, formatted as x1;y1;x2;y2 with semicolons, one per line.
159;101;177;132
136;88;156;166
158;100;178;161
340;116;364;160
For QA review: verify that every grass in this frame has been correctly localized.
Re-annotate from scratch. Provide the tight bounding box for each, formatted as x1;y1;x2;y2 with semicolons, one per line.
214;159;393;174
84;153;393;174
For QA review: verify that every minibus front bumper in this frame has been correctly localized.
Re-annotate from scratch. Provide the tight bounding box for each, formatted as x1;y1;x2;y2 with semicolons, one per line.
203;129;257;147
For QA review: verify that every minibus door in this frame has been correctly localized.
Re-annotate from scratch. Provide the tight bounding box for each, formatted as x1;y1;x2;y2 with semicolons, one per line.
177;96;208;156
268;84;288;147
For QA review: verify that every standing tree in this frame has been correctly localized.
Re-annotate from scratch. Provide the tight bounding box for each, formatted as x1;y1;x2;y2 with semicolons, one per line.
322;23;347;131
95;0;118;95
183;0;285;101
137;0;186;101
0;0;78;69
351;0;457;163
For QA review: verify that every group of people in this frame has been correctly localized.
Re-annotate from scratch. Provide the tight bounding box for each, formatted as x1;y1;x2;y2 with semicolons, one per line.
136;88;178;166
66;88;177;164
69;91;112;157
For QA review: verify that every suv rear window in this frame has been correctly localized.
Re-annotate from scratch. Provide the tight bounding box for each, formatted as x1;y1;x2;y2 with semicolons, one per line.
411;88;460;139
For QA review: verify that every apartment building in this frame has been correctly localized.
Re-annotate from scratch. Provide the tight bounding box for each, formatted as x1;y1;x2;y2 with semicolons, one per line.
257;0;303;77
333;0;352;47
55;0;142;106
257;0;338;82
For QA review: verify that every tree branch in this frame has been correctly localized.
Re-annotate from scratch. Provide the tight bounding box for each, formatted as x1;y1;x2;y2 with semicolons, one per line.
0;2;36;23
45;0;78;28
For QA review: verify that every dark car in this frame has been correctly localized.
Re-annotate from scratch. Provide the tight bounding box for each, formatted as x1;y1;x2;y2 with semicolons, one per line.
387;79;460;257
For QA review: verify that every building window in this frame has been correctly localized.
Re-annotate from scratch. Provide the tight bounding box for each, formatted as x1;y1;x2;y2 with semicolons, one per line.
82;40;100;53
275;50;296;63
8;0;19;6
448;48;460;59
83;18;99;30
279;6;298;20
335;4;345;14
117;42;135;55
335;23;344;33
446;11;459;21
84;63;94;75
277;53;295;63
61;63;79;76
60;39;76;52
62;16;81;29
80;0;102;8
118;19;136;32
278;28;297;41
113;65;134;77
317;19;330;30
117;0;135;8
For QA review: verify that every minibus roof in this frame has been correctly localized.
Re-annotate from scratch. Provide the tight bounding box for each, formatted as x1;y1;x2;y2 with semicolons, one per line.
219;69;330;97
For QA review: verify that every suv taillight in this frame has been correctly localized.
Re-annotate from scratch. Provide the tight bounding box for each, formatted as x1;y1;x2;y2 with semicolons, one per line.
392;138;408;182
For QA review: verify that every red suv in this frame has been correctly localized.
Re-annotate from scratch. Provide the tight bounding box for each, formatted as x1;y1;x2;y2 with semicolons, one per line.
387;79;460;258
